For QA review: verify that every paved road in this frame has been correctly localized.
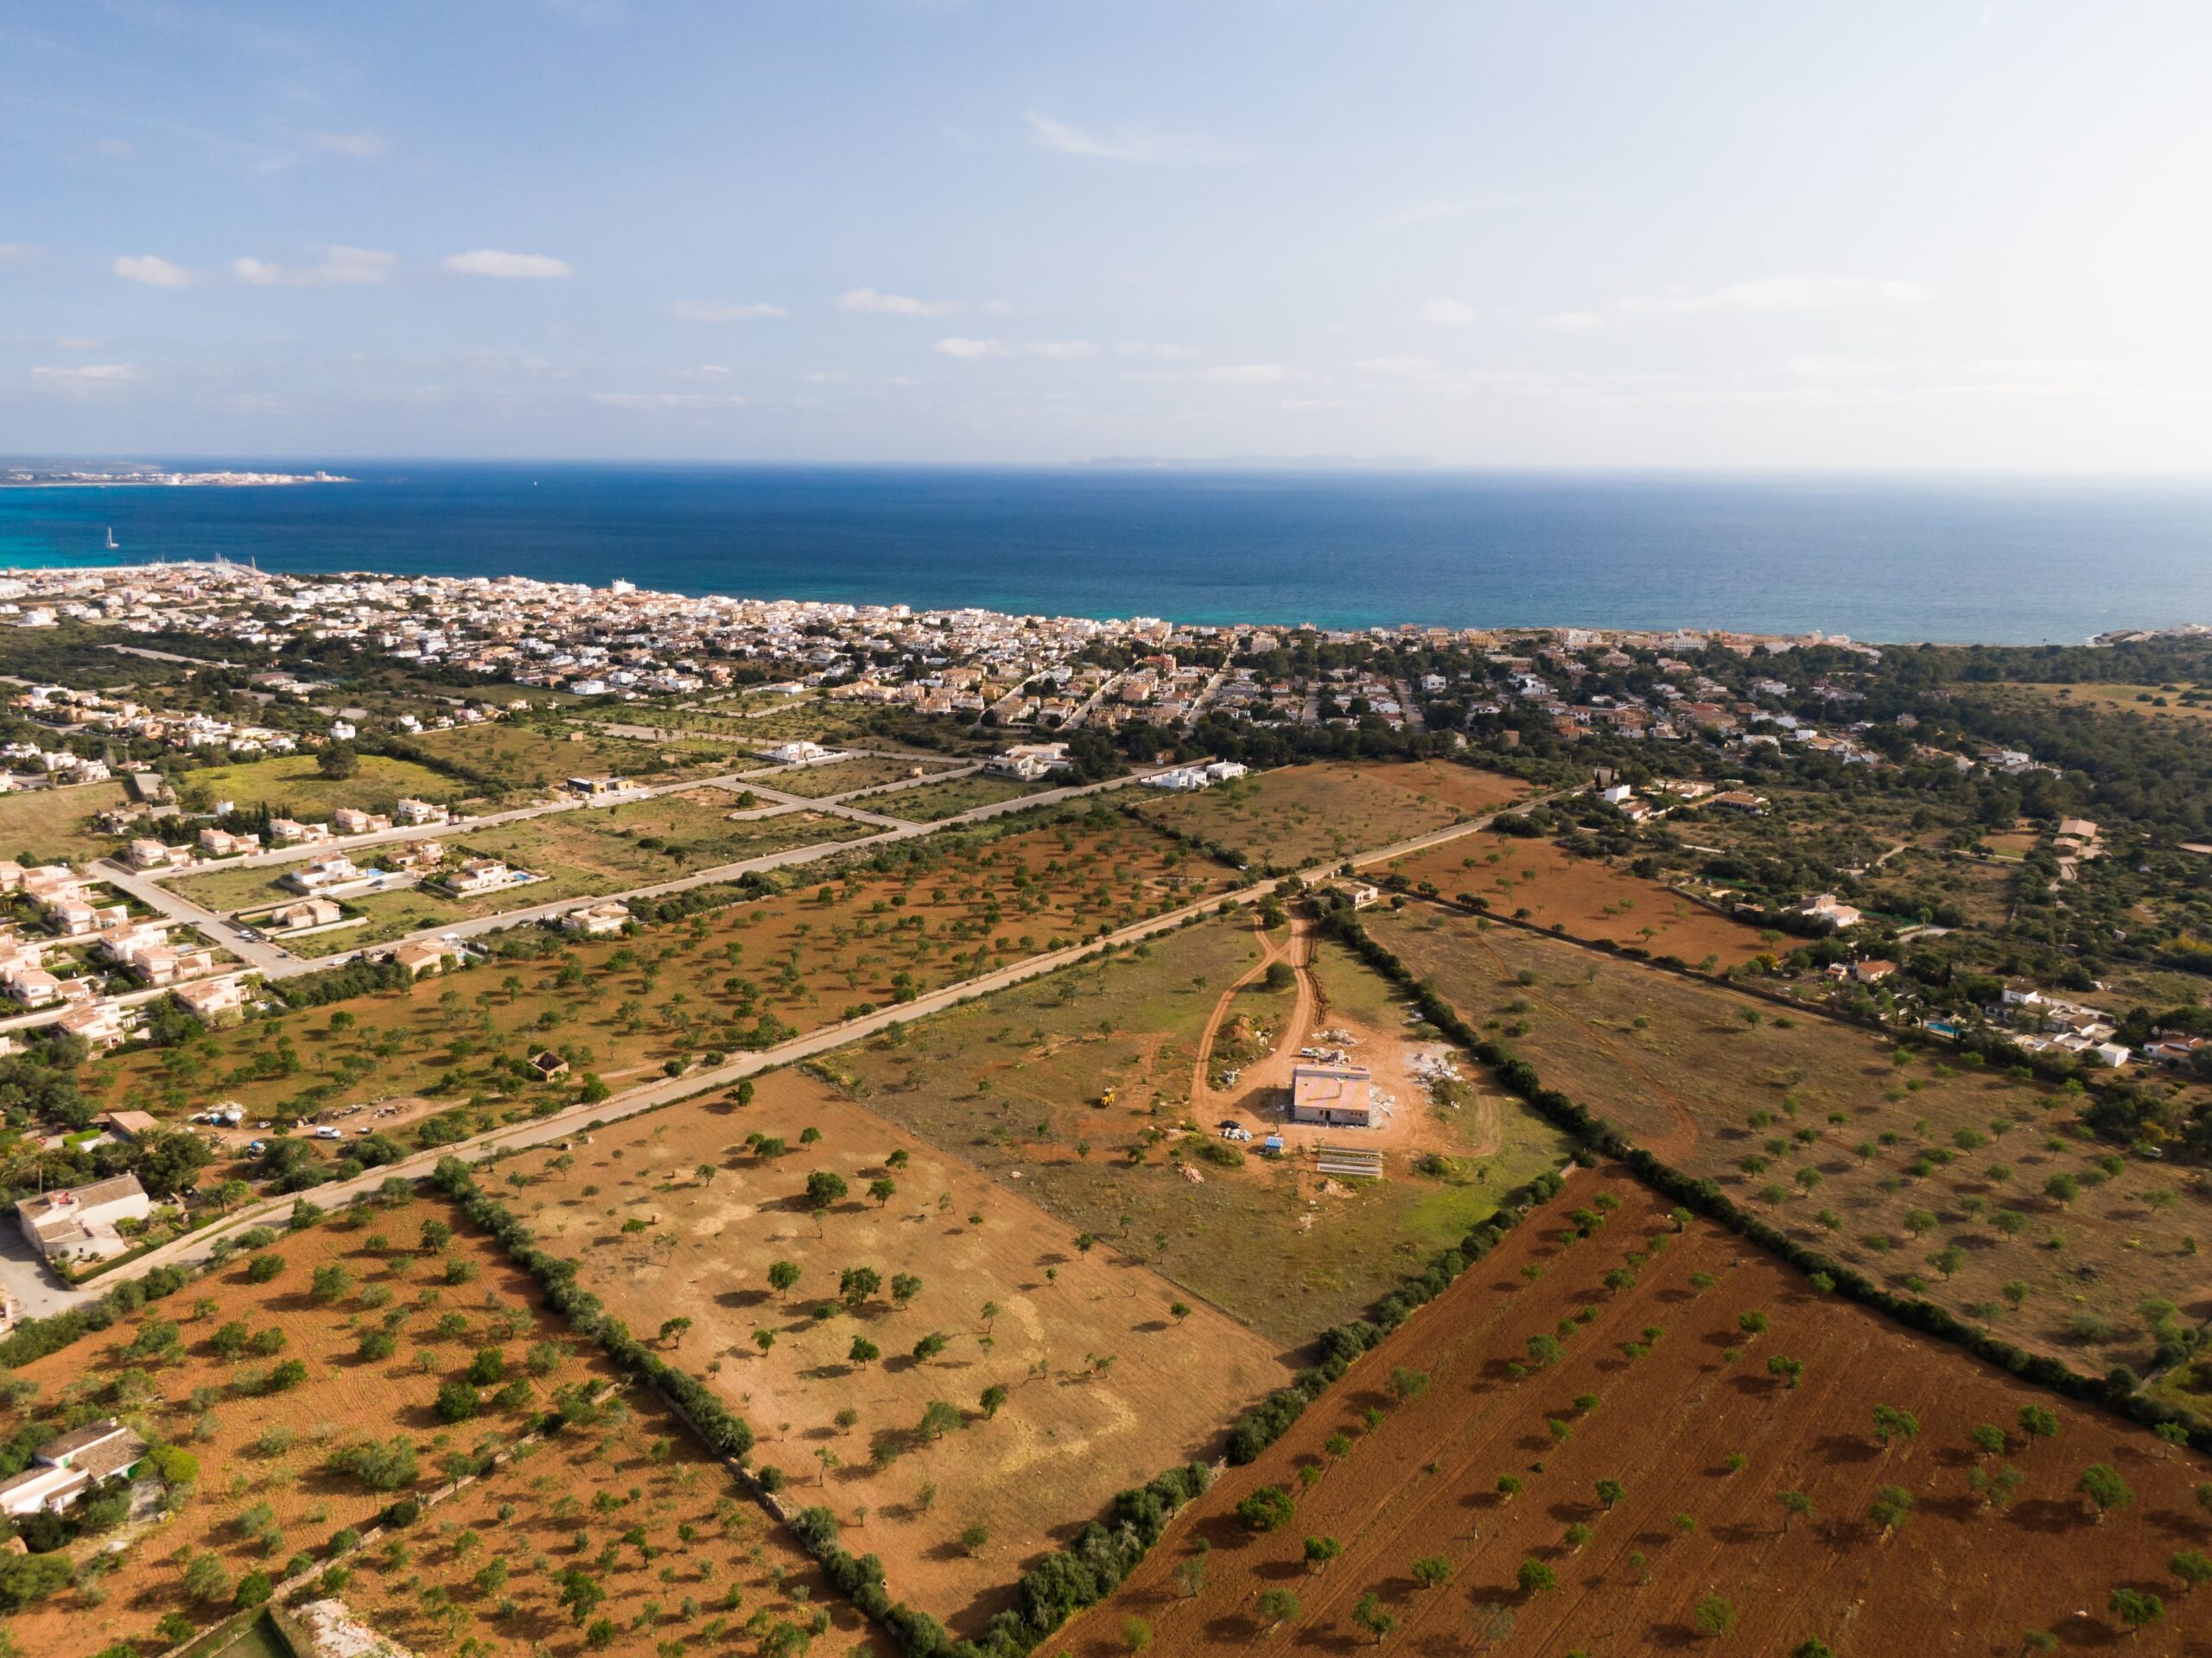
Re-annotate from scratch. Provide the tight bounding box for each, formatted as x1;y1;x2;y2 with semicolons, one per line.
8;785;1534;1312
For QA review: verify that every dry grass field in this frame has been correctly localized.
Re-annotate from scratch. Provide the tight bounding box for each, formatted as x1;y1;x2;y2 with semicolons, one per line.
876;773;1058;822
341;1365;887;1658
1379;834;1772;966
822;912;1576;1349
1366;905;2212;1376
86;812;1235;1129
748;754;960;798
1133;760;1526;870
1060;1169;2212;1658
506;1067;1296;1636
0;1195;613;1658
411;725;736;805
0;779;127;863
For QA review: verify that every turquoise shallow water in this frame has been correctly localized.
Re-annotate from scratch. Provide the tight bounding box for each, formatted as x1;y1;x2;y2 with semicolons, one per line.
3;465;2210;642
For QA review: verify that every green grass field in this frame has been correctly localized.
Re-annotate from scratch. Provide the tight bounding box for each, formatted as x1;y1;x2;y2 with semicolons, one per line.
877;772;1056;821
177;753;459;818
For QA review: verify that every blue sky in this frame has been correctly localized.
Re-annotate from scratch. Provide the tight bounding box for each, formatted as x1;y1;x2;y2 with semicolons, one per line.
4;1;2209;467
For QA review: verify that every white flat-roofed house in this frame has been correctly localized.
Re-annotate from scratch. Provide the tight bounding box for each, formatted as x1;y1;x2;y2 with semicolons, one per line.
270;897;344;932
52;898;128;937
16;1175;151;1263
4;967;61;1008
1789;893;1863;931
435;858;523;896
563;899;632;937
1288;1064;1376;1128
268;817;332;846
173;976;245;1026
394;797;448;826
332;807;391;835
57;1001;130;1050
195;827;261;859
986;742;1071;782
766;740;834;765
0;1420;148;1516
127;837;190;871
282;853;359;894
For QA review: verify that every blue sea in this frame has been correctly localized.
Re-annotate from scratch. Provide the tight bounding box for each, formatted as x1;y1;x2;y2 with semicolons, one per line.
3;465;2211;644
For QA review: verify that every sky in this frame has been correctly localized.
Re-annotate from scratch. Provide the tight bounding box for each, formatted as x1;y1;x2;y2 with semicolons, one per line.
4;1;2211;468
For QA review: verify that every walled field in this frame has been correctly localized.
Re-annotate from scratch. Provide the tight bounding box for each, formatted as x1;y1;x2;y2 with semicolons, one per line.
86;811;1236;1129
823;911;1577;1347
0;779;127;864
507;1066;1298;1636
1366;905;2212;1375
878;772;1057;821
0;1194;613;1658
168;754;461;820
746;753;961;798
340;1360;888;1658
1379;834;1772;966
1058;1168;2212;1658
1134;760;1527;870
411;725;735;804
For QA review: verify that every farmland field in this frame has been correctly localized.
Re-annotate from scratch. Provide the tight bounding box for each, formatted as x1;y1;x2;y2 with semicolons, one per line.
0;1194;614;1658
410;724;736;804
1376;833;1772;966
1133;759;1527;870
166;753;459;820
508;1066;1296;1636
1059;1168;2212;1658
0;778;126;863
1365;904;2212;1375
822;910;1577;1347
84;810;1236;1128
746;753;962;798
876;772;1058;821
340;1346;887;1658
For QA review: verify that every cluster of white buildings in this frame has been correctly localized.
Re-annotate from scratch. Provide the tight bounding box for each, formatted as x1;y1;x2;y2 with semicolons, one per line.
1142;759;1249;792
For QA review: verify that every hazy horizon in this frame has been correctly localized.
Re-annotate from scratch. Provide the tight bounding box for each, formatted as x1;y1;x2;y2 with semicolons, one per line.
9;3;2212;471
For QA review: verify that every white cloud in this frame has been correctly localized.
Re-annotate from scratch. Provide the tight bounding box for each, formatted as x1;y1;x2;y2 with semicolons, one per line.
443;250;574;280
1201;363;1295;384
114;254;192;288
1115;341;1195;359
1535;310;1605;333
676;364;732;380
1024;111;1237;164
233;245;396;287
1783;356;1893;382
593;391;744;410
31;363;137;391
1421;299;1478;326
838;286;952;317
1027;341;1096;359
670;299;789;321
935;337;1009;359
1373;199;1470;231
303;130;388;160
982;299;1014;316
1617;276;1924;316
1352;355;1439;378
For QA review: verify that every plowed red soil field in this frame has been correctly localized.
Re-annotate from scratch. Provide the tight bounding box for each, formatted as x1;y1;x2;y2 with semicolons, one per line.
1379;834;1771;967
1059;1169;2212;1658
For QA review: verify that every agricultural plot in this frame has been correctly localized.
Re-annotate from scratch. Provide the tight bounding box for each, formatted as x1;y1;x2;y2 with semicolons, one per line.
162;754;459;821
508;1067;1296;1636
821;911;1576;1348
0;1194;613;1658
1366;905;2212;1375
85;812;1234;1128
340;1359;885;1658
876;772;1058;822
1059;1169;2212;1658
410;724;735;806
0;779;127;864
1379;834;1771;966
1133;760;1526;871
746;753;962;799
